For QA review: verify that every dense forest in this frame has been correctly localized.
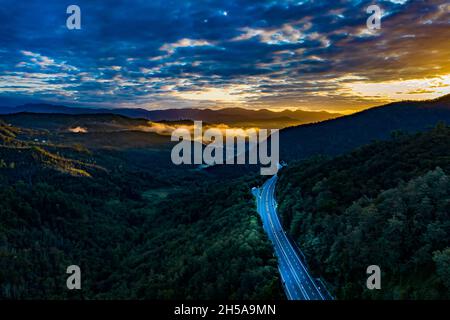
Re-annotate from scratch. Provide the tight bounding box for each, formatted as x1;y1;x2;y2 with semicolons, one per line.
0;119;282;299
277;124;450;299
2;110;450;300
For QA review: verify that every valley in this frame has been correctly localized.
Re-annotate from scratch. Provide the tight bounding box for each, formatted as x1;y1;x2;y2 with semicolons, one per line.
1;95;450;300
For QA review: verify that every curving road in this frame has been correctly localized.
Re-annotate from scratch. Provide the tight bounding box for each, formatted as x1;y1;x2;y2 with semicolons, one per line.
254;175;328;300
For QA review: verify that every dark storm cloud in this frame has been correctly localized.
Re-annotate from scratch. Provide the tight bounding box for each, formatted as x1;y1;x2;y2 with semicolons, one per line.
0;0;448;111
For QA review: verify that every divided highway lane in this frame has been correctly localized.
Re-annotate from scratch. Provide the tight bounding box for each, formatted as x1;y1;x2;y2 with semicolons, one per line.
254;175;328;300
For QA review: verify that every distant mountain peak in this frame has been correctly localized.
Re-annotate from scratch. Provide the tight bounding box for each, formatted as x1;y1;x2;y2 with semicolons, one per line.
0;103;342;127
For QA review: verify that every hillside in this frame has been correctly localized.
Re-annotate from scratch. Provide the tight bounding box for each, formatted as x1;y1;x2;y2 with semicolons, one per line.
208;95;450;179
0;113;174;150
276;124;450;299
0;117;283;300
0;113;151;132
279;94;450;161
0;120;104;178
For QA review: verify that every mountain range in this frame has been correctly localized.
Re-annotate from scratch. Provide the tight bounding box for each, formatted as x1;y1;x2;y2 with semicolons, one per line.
0;103;341;128
2;94;450;170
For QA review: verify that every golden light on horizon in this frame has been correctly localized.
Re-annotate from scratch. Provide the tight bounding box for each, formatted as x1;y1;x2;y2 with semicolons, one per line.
171;84;260;104
342;74;450;103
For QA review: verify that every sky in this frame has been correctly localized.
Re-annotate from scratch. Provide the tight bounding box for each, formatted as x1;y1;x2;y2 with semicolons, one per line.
0;0;449;113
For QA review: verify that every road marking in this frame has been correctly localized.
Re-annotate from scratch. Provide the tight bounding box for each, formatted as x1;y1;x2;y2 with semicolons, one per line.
258;176;326;300
262;178;310;299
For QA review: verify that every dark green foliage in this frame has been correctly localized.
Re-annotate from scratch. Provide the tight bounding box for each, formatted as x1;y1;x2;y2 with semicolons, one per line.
0;167;282;299
0;122;282;299
105;177;282;300
433;249;450;291
277;125;450;299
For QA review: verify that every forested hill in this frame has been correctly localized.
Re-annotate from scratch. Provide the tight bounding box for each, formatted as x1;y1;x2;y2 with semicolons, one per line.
276;124;450;299
279;94;450;161
0;119;283;299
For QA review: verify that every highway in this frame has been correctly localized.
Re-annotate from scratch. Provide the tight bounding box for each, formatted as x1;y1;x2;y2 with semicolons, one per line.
254;175;328;300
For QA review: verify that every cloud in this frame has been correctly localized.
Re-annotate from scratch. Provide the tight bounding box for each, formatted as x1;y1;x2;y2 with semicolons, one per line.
340;75;450;101
135;121;255;139
160;38;213;55
233;23;309;45
69;126;88;133
0;0;448;112
19;51;77;71
170;84;261;103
